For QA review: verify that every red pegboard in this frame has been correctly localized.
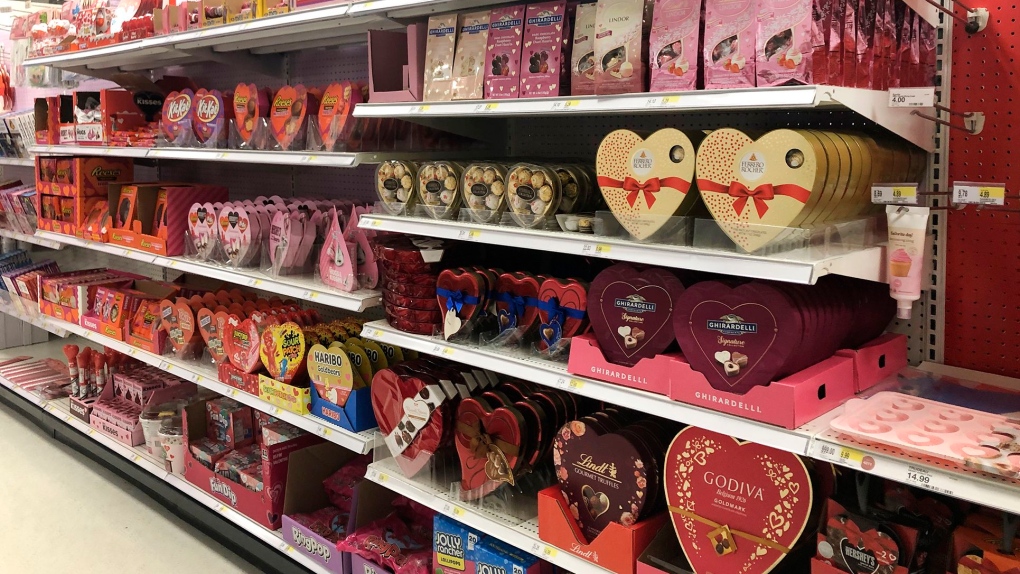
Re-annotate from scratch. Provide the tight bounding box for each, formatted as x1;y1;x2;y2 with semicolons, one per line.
946;2;1020;376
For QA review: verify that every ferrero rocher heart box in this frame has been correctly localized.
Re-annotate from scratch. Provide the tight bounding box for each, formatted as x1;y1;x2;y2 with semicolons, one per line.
596;128;700;241
665;427;814;574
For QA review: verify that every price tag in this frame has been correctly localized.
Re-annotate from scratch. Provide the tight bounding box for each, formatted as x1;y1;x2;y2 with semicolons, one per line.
370;219;382;227
247;278;263;288
581;243;612;257
567;379;585;391
817;443;869;468
953;182;1006;206
302;155;318;163
542;546;558;559
871;184;918;205
215;152;228;159
475;103;499;112
904;464;956;496
441;347;455;357
87;429;95;435
412;105;431;114
364;328;382;338
551;99;580;111
888;87;936;108
377;472;388;482
367;467;380;481
132;454;141;462
660;95;680;105
317;426;333;437
217;504;228;514
158;361;169;371
457;228;482;241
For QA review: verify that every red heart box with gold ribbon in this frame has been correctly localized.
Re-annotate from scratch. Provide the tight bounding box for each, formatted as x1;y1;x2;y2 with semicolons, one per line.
596;128;699;241
455;397;525;499
664;426;814;574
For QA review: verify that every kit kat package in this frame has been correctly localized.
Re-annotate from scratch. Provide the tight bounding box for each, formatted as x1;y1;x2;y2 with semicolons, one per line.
520;0;571;98
485;5;525;99
594;0;651;94
570;2;598;95
756;0;814;86
649;0;701;91
703;0;756;89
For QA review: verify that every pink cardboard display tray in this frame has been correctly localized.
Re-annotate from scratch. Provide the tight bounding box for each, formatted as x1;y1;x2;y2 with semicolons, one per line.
830;391;1020;478
568;333;678;396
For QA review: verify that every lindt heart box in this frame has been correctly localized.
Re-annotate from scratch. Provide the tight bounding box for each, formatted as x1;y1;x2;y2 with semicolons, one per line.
665;427;815;574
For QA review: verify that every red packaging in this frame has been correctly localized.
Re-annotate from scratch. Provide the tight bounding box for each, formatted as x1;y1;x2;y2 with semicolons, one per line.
812;0;831;84
827;0;846;85
842;0;857;87
855;0;877;89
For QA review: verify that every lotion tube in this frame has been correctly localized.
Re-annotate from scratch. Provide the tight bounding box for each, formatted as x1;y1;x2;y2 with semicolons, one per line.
886;206;930;319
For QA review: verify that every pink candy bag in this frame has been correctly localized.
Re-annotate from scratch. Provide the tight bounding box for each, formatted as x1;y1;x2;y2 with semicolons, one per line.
485;5;525;99
594;0;651;94
519;0;571;98
649;0;701;91
756;0;814;86
703;0;756;88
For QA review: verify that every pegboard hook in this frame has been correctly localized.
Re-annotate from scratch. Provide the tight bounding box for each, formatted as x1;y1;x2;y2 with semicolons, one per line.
911;109;984;135
917;0;988;33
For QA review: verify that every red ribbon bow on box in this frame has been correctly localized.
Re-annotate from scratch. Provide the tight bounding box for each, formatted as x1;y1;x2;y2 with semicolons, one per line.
697;179;811;218
597;176;690;209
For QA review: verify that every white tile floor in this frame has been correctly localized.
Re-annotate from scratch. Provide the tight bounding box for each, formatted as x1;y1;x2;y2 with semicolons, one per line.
0;404;261;574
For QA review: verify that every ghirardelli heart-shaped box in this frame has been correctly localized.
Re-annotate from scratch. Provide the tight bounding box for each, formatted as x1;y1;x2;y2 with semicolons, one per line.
552;419;650;542
673;280;800;395
665;426;814;574
596;128;700;241
587;264;684;366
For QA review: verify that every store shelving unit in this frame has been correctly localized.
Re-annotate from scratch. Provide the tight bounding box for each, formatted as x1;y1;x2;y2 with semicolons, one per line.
353;85;936;151
28;145;459;167
358;214;886;285
0;343;338;574
0;302;378;453
364;457;611;574
0;228;67;250
360;319;815;453
29;230;380;312
0;157;35;167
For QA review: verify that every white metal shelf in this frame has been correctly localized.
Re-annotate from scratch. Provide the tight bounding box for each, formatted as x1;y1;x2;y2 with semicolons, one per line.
32;230;381;312
30;145;383;167
353;86;935;151
361;320;815;454
0;228;67;250
0;157;35;167
366;458;610;574
0;306;379;453
0;357;338;574
359;214;886;285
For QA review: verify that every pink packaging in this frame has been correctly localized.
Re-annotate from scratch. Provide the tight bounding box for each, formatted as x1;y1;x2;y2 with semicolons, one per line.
841;0;857;87
519;0;570;98
484;5;525;99
755;0;813;87
854;0;877;89
703;0;756;89
594;0;650;94
648;0;700;91
570;2;598;95
827;0;846;85
451;11;491;100
423;14;458;102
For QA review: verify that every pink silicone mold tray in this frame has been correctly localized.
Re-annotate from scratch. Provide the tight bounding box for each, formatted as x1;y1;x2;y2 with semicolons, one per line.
830;391;1020;478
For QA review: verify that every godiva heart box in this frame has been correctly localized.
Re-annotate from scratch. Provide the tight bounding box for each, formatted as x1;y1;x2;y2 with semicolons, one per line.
696;128;824;253
596;128;700;241
587;264;684;366
665;426;814;574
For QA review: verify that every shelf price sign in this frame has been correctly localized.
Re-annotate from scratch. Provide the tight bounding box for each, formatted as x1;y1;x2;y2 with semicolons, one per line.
888;88;936;108
871;184;918;205
953;182;1006;206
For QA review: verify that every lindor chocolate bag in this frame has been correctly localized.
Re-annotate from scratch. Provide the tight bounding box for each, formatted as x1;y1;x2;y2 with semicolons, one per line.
756;0;814;86
703;0;756;88
648;0;700;91
451;11;490;100
424;14;458;101
570;2;598;95
594;0;652;94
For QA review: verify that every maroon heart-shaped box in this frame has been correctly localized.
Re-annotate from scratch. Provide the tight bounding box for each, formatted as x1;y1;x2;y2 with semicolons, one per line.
587;264;684;367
